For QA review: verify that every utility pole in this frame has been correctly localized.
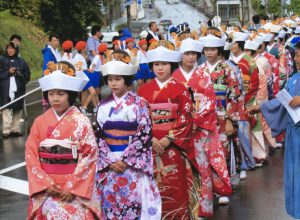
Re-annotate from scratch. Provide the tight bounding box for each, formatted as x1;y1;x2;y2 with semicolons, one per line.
126;0;131;30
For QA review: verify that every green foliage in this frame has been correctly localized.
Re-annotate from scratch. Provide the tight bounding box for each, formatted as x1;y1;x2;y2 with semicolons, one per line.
0;10;47;79
251;0;266;16
269;0;281;16
39;0;103;42
288;0;300;15
0;0;104;42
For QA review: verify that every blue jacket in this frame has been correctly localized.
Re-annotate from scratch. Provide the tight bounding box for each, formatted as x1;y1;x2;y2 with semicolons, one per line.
42;45;57;73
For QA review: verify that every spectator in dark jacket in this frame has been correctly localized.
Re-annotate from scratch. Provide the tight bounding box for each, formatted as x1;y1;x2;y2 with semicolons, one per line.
0;42;30;138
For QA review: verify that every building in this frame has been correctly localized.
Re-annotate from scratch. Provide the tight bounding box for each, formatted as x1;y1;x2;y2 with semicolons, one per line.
216;0;255;24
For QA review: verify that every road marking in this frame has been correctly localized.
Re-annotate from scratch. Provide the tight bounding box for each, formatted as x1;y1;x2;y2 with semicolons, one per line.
0;162;26;174
0;175;29;195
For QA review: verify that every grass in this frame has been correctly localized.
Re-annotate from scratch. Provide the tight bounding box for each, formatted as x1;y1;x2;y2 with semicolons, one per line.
0;10;48;80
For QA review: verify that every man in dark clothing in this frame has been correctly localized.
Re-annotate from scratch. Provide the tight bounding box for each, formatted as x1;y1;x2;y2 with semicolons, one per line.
146;21;164;44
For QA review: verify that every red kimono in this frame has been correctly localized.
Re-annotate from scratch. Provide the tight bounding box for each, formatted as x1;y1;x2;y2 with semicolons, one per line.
173;67;232;216
233;53;259;105
25;107;101;219
262;51;280;98
138;78;201;219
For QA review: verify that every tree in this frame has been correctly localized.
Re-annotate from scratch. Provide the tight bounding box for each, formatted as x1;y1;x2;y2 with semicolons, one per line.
0;0;105;42
40;0;103;42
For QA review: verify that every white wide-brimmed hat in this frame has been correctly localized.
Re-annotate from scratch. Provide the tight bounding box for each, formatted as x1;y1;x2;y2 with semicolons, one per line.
199;34;226;47
147;46;182;63
39;70;89;92
178;38;204;53
244;40;260;51
100;60;138;76
264;33;274;42
278;30;287;39
233;32;250;42
269;24;282;33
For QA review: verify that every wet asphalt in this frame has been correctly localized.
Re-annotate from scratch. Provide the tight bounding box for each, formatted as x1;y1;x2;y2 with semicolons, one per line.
0;81;295;220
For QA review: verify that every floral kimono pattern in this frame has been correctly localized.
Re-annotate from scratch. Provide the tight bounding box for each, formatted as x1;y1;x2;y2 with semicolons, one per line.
25;107;101;220
268;42;292;88
262;52;280;98
173;67;232;215
139;78;201;220
96;91;161;219
255;55;276;150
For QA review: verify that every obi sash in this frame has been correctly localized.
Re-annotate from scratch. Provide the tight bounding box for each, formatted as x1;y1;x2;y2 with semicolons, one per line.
103;121;138;152
39;139;81;174
150;103;179;138
214;84;227;108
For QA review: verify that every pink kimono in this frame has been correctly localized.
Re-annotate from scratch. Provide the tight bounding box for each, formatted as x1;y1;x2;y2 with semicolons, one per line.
25;107;101;219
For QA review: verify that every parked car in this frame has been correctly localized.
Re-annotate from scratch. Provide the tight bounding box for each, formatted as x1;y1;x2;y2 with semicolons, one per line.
86;26;119;48
159;19;173;31
166;0;179;4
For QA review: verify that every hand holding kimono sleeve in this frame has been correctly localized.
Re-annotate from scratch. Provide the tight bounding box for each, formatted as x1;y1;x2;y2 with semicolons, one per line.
170;85;193;149
63;118;98;200
25;120;55;197
122;100;153;176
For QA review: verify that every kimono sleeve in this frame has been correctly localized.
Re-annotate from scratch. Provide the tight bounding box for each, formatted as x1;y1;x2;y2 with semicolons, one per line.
245;67;259;105
25;119;55;197
260;98;288;137
169;84;193;149
193;85;217;131
97;136;115;171
226;68;246;121
121;99;153;176
63;117;98;200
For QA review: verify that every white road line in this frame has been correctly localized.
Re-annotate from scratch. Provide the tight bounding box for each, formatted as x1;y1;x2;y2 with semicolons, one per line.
0;175;29;195
0;162;26;174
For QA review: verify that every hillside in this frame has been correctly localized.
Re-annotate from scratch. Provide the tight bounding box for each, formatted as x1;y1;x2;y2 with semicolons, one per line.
0;11;48;80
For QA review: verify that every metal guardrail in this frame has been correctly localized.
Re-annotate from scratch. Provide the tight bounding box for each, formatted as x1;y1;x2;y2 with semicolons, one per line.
0;87;41;111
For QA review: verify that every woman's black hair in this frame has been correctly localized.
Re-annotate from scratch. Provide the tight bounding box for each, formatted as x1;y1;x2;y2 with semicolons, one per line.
222;50;230;60
148;62;179;74
235;41;245;51
43;90;79;106
5;42;18;56
182;51;201;59
203;46;224;56
103;75;134;87
245;49;256;56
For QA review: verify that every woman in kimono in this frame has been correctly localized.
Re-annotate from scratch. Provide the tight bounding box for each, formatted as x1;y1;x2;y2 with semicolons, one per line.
248;41;300;219
244;40;276;160
173;38;230;217
96;59;161;219
199;34;247;203
138;44;201;219
25;62;101;219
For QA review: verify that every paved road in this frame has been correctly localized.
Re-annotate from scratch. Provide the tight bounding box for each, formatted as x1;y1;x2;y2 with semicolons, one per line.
141;0;208;31
0;95;295;220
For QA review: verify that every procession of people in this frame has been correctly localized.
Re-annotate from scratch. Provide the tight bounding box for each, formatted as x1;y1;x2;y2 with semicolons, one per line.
1;13;300;220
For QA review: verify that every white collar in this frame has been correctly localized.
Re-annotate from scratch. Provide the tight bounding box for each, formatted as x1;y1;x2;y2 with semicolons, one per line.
48;45;61;62
206;60;222;73
113;91;130;104
230;52;245;64
179;65;197;82
52;106;74;121
155;77;172;89
267;42;277;51
254;54;262;61
149;31;159;40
